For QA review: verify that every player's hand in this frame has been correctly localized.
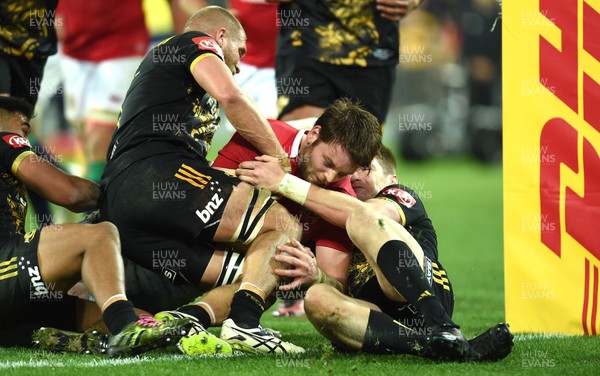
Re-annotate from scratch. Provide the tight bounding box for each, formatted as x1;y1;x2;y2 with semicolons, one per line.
236;155;287;192
376;0;420;21
278;154;292;174
273;238;318;290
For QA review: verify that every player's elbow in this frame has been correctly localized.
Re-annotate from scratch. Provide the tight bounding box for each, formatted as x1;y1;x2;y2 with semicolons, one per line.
215;87;246;111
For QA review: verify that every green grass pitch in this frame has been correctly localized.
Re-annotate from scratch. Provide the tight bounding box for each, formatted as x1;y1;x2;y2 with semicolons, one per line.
2;158;599;375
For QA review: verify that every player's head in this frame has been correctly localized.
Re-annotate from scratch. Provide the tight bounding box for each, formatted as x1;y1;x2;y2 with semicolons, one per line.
297;98;381;186
0;96;33;137
351;145;398;201
184;6;247;75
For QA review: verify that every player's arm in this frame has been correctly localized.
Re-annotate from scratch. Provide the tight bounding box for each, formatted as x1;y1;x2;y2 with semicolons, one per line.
15;154;100;212
376;0;422;21
237;155;401;227
191;55;289;165
211;165;237;176
274;239;347;292
314;245;350;289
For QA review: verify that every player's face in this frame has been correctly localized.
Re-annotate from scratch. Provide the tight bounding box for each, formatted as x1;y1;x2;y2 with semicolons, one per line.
222;30;247;75
351;158;393;201
297;139;358;187
5;113;31;138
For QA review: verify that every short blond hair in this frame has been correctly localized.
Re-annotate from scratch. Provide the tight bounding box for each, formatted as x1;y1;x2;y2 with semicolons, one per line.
184;5;243;37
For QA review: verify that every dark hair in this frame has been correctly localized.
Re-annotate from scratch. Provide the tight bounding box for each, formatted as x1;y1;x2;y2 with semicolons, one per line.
315;98;382;168
376;144;397;176
0;96;34;120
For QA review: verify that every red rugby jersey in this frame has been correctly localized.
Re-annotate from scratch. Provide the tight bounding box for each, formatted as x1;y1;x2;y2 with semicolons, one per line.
214;119;355;253
57;0;149;61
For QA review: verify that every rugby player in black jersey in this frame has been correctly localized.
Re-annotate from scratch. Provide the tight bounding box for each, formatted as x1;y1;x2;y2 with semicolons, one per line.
236;145;514;361
99;6;311;354
0;97;191;356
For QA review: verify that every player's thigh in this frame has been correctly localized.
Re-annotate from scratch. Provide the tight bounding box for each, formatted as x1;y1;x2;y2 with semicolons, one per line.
37;222;118;290
276;55;334;118
61;55;94;125
0;230;78;327
87;57;142;121
347;210;425;268
212;182;299;244
334;64;395;123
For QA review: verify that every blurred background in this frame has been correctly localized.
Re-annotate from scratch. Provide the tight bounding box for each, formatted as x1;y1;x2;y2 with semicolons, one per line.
32;0;502;169
391;0;501;163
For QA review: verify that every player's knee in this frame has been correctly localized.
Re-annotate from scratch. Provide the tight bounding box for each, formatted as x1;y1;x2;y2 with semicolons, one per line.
90;221;121;248
305;284;337;320
346;206;373;236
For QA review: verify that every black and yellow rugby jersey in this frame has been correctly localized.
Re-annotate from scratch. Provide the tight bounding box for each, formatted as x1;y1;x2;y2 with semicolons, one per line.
277;0;399;67
0;132;34;239
107;31;225;168
0;0;59;60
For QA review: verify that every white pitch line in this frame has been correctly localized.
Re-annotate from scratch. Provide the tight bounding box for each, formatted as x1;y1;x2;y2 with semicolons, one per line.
0;353;240;369
514;333;582;341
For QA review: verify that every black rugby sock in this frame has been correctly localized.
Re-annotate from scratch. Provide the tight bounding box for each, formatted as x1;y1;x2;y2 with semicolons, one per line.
102;300;139;335
178;304;212;328
227;289;265;329
362;310;425;354
376;240;455;328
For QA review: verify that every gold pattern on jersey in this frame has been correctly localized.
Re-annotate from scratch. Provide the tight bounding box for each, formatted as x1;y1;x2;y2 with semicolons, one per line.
0;257;18;281
175;163;212;189
189;94;220;154
314;0;378;67
347;248;375;297
2;171;27;234
0;0;55;60
24;230;36;243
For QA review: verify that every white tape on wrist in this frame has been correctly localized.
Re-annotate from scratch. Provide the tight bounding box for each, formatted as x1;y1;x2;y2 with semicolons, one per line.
278;173;311;206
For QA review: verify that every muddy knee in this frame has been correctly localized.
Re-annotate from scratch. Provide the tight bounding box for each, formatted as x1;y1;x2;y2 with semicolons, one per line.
305;284;339;320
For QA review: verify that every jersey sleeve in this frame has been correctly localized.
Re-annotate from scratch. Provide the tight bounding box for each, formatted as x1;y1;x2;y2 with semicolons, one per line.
212;132;260;169
175;31;225;75
310;178;355;253
313;220;353;254
375;184;426;227
212;119;300;168
0;133;35;176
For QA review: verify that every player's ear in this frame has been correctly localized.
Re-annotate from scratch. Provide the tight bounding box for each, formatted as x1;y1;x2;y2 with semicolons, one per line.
215;27;227;46
306;125;321;144
390;174;398;184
